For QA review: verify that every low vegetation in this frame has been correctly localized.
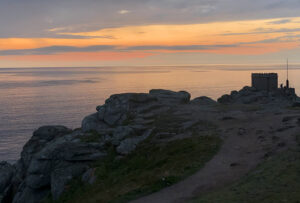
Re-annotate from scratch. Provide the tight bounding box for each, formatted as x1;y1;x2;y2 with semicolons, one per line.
153;111;216;136
217;104;263;112
54;134;221;203
192;134;300;203
287;106;300;111
78;130;104;143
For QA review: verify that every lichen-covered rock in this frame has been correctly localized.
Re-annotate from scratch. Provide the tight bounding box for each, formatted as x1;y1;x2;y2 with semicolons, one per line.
97;93;157;126
12;184;50;203
51;164;88;200
116;129;152;155
111;126;134;146
81;113;108;133
2;89;199;202
37;141;106;161
20;126;72;171
82;90;190;133
149;89;190;104
10;126;108;203
0;162;15;202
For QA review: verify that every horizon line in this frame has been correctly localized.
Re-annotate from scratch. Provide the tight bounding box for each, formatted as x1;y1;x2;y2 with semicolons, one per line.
2;63;300;69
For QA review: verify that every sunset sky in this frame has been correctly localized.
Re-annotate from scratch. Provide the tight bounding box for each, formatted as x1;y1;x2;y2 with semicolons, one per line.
1;0;300;67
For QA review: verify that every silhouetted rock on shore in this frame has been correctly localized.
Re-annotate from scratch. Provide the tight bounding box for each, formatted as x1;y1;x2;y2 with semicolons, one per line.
0;162;15;202
82;89;190;133
3;126;109;203
0;89;192;203
218;86;298;106
149;89;191;104
191;96;217;105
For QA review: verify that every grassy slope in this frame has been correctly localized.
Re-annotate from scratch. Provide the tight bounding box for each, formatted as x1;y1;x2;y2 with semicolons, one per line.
193;135;300;203
53;134;221;203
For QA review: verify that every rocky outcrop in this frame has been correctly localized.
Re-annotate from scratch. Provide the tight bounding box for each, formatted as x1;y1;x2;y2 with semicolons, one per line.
218;86;298;106
0;162;15;202
1;89;191;203
1;87;298;203
190;96;217;106
82;89;190;133
148;89;190;105
0;126;108;203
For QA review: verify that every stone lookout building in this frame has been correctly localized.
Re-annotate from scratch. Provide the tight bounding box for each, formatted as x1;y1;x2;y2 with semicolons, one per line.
252;73;278;92
251;73;295;95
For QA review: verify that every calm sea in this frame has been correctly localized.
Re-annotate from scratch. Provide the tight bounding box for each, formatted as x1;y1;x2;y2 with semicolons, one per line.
1;65;300;163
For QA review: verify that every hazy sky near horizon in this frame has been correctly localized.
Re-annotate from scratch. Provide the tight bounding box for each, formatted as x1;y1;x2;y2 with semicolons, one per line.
1;0;300;67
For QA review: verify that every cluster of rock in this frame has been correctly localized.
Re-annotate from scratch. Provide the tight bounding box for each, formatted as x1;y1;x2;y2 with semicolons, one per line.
1;87;298;203
217;86;299;106
0;90;191;203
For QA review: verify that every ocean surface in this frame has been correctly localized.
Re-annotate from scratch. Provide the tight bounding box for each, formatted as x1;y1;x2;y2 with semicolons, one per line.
1;65;300;163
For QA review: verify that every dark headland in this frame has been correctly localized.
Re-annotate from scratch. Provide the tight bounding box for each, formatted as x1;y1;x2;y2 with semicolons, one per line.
1;73;300;203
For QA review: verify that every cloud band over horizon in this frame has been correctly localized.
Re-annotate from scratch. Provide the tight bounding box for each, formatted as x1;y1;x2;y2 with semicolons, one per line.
1;0;300;67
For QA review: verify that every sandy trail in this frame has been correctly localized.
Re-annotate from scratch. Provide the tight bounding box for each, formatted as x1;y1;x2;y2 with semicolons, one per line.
132;109;300;203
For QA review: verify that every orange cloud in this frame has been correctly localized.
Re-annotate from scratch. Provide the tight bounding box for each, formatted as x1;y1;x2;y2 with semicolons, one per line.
59;17;300;46
1;16;300;64
203;42;300;55
0;51;154;61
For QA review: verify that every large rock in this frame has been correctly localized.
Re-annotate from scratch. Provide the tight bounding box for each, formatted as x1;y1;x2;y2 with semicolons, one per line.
116;129;153;155
0;162;15;193
82;90;189;132
81;113;108;133
218;86;299;106
12;184;49;203
111;126;135;146
37;141;107;161
10;126;108;203
191;96;216;105
20;126;72;171
10;126;73;202
149;89;190;105
51;164;88;200
217;94;233;104
0;162;15;202
238;86;257;96
97;93;157;126
4;89;194;202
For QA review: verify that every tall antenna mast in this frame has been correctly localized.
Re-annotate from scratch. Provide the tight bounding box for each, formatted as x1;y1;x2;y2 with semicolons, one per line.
286;58;289;88
287;58;289;80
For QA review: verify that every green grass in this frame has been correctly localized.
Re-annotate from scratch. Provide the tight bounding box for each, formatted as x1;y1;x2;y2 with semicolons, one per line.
122;112;136;126
216;104;263;112
79;131;104;143
54;134;221;203
192;135;300;203
152;111;216;137
296;134;300;146
287;106;300;111
152;112;189;134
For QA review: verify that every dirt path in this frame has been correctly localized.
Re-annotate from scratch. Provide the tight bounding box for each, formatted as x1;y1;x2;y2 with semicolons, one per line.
132;110;300;203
